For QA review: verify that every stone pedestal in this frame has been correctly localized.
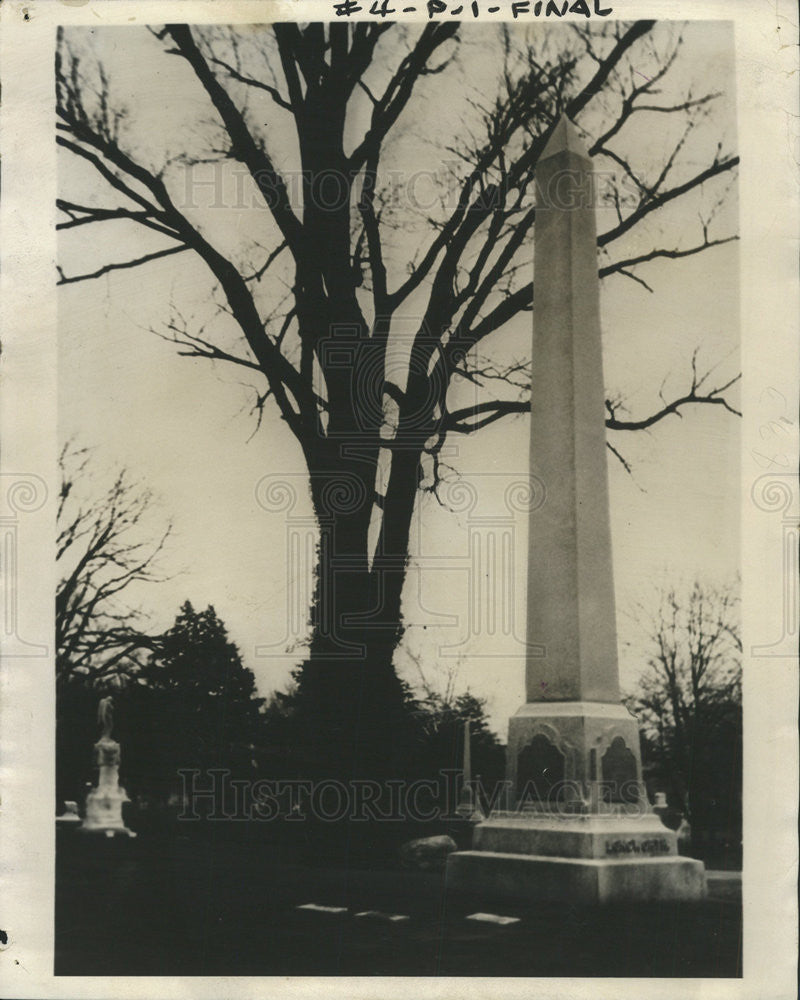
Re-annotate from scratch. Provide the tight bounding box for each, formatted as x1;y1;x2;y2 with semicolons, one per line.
507;702;644;807
455;784;485;824
447;796;706;903
450;811;706;902
79;736;136;838
445;116;706;903
448;844;706;904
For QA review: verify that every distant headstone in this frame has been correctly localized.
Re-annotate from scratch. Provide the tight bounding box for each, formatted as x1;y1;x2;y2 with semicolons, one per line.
676;816;693;855
56;800;81;826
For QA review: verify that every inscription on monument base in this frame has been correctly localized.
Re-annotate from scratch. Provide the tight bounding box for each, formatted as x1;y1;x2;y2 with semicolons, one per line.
604;837;670;857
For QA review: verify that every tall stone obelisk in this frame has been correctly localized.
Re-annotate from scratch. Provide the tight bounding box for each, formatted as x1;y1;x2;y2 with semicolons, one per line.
504;115;642;803
526;115;620;705
445;118;706;902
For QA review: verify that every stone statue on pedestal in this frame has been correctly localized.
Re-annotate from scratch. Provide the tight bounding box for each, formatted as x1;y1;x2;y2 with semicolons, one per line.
79;694;136;838
97;694;114;740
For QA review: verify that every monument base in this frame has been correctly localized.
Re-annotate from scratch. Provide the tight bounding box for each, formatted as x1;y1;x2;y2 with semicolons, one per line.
79;737;137;838
446;850;707;904
79;787;137;838
446;812;706;903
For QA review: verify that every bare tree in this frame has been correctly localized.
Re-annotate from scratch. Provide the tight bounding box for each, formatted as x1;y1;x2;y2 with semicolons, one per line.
56;443;171;686
625;579;741;836
56;22;740;766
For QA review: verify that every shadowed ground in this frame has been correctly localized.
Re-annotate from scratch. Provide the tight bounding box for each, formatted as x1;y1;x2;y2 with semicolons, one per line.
55;832;741;977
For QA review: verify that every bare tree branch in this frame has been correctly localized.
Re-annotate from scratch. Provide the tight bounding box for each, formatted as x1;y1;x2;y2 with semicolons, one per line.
164;24;304;255
57;199;180;239
57;444;172;684
444;366;741;435
57;20;742;556
58;41;311;438
347;23;459;172
599;236;739;281
598;155;739;249
57;243;189;285
208;54;293;111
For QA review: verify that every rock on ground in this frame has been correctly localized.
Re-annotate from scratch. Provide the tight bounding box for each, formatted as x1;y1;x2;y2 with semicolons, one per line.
399;835;458;871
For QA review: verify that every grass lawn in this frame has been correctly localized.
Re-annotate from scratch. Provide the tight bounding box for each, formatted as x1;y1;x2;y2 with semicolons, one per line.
55;830;742;978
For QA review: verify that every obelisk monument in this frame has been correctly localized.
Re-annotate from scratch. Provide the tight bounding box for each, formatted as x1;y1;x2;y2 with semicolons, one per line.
456;719;484;822
525;115;620;706
446;118;706;901
504;114;642;802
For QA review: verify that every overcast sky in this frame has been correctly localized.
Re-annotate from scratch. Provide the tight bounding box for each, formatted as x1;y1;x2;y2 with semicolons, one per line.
58;21;740;735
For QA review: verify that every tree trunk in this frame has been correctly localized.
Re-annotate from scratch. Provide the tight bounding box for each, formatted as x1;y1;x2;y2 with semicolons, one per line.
291;437;418;781
285;69;430;780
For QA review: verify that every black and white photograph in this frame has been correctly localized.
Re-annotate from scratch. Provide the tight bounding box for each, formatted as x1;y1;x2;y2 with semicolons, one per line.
0;1;797;996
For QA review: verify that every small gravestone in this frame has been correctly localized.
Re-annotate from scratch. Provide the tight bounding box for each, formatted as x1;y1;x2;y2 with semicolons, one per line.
676;816;693;855
56;801;81;826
